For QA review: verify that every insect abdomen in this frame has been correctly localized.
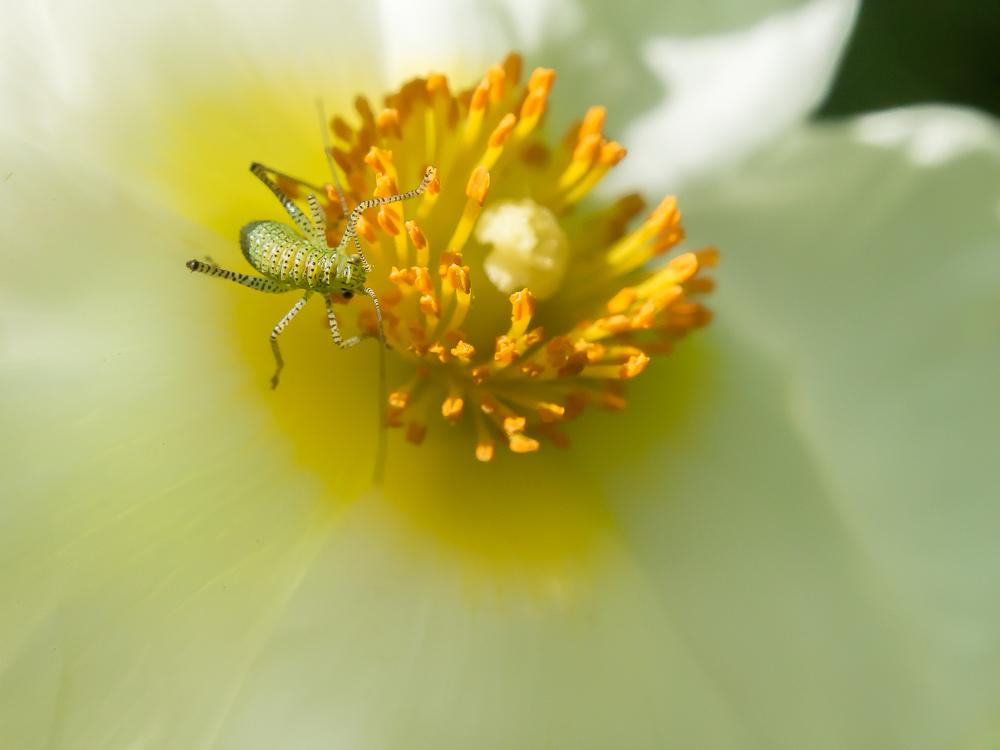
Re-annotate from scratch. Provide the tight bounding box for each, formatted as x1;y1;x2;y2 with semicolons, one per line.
240;220;334;290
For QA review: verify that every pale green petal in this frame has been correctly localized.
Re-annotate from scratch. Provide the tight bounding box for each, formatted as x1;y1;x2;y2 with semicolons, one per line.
603;112;1000;749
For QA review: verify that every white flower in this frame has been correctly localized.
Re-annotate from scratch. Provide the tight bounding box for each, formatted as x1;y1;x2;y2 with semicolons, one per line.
2;1;999;748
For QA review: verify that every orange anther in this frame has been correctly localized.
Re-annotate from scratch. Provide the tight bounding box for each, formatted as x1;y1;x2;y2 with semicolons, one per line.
545;335;573;366
405;220;427;250
406;421;427;445
667;252;699;283
494;335;519;365
476;442;495;462
426;73;448;95
510;288;536;321
442;395;464;423
389;266;416;285
648;195;679;230
355;215;378;244
565;392;587;419
579;106;607;139
377;208;400;236
519;361;545;378
388;390;410;409
557;361;585;378
480;393;499;414
446;264;471;294
374;174;398;198
470;78;490;111
412;267;434;294
438;250;462;277
331;116;353;141
365;147;394;177
696;246;720;267
407;319;426;343
471;365;491;385
607;287;636;314
572;133;602;164
538;403;565;422
523;327;546;347
486;64;506;102
503;415;526;435
385;407;404;428
323;183;343;209
451;341;475;362
504;52;523;87
537;425;570;449
466;165;490;205
488;113;517;147
509;434;540;453
380;287;403;306
631;301;656;330
684;277;715;294
619;353;650;379
520;90;546;120
651;225;686;255
428;341;449;362
595;315;632;334
580;341;606;363
377;108;402;139
420;295;440;316
426;171;440;196
599;141;627;166
527;67;556;94
357;308;379;336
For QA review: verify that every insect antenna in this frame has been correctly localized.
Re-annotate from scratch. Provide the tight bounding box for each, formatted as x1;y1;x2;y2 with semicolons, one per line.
364;286;388;486
318;97;376;271
316;99;348;226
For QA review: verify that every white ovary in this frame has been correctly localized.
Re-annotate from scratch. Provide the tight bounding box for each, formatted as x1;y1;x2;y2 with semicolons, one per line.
475;198;570;300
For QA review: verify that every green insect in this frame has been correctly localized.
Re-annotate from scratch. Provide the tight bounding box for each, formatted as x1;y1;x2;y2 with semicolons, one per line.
186;158;434;389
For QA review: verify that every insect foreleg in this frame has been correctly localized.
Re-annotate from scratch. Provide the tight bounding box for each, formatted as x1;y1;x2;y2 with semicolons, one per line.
337;166;436;257
270;291;314;389
323;294;361;349
185;259;287;293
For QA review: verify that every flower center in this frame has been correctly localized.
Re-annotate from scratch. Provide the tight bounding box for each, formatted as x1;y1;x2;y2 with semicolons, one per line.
285;54;717;461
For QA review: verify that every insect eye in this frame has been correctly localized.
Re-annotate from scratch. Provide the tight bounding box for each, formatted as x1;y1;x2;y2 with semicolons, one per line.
343;291;354;300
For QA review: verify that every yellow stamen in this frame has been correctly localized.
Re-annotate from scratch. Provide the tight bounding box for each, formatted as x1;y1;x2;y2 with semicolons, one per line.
445;166;490;254
293;55;716;459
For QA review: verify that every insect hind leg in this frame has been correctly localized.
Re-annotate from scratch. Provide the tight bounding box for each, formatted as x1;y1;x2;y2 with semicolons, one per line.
269;291;314;389
185;258;287;294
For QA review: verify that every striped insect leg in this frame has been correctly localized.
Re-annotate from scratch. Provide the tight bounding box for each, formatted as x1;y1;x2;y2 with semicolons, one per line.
270;291;314;389
185;259;287;293
323;294;361;349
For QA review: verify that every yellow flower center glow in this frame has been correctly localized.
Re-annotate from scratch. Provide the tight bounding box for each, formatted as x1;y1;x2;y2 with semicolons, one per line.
300;54;717;461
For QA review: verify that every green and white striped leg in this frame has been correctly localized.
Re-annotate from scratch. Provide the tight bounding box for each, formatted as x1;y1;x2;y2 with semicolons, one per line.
270;291;314;389
185;259;287;293
323;294;361;349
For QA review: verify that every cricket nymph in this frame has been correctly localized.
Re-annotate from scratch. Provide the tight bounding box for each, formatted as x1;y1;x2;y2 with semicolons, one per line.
186;158;436;390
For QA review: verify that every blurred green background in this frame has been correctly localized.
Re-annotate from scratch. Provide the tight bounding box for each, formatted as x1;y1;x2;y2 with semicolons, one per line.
818;0;1000;119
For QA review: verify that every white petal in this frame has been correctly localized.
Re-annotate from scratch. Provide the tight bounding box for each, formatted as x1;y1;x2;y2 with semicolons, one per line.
853;105;1000;168
605;0;858;192
606;113;1000;747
